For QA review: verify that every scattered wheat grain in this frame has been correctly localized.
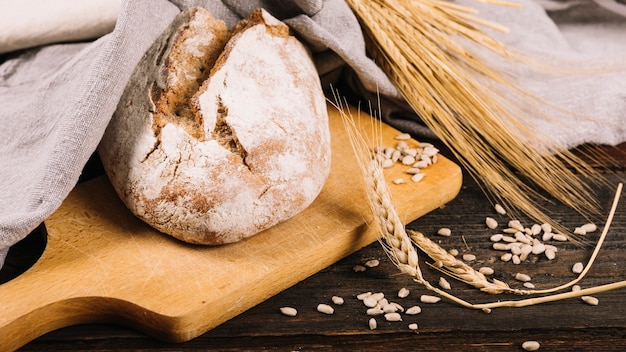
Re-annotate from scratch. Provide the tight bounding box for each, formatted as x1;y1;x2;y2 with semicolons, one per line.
479;267;495;275
317;304;334;315
522;340;541;351
494;204;506;215
279;307;297;317
462;253;476;262
369;318;377;330
357;292;372;300
490;233;503;242
515;273;531;282
332;296;344;305
486;217;498;229
392;178;406;185
363;297;378;308
395;133;411;140
420;295;441;303
408;323;419;331
405;305;422;315
582;296;599;306
364;259;380;268
411;173;425;183
353;265;366;272
366;308;384;316
580;223;597;233
439;276;452;290
398;287;410;298
437;227;452;237
572;262;584;274
384;312;402;321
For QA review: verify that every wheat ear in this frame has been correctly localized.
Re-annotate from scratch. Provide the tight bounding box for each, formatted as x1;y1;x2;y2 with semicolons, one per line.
333;93;512;297
345;0;605;239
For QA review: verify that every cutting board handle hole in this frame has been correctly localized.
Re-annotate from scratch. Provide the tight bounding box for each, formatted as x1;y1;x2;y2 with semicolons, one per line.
0;223;47;285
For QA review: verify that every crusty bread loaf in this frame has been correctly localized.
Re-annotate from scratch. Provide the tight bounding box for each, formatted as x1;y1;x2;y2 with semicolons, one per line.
98;7;331;245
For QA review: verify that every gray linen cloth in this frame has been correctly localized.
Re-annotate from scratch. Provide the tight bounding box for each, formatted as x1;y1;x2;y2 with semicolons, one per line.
0;0;625;268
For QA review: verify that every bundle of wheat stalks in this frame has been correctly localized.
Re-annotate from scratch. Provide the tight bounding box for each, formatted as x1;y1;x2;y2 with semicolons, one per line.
338;0;626;309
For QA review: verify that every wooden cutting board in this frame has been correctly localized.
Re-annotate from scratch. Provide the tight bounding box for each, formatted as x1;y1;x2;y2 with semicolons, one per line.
0;104;462;351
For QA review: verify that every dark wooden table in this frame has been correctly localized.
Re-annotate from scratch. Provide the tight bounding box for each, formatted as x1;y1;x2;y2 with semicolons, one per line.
5;143;626;351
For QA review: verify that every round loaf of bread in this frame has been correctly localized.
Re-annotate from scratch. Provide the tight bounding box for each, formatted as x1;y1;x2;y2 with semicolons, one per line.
98;7;331;245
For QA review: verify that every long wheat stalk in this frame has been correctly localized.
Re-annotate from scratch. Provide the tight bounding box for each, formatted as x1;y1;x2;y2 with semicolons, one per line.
334;94;626;310
344;0;605;236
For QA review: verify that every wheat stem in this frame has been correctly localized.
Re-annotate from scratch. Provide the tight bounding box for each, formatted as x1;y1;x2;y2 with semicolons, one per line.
345;0;605;239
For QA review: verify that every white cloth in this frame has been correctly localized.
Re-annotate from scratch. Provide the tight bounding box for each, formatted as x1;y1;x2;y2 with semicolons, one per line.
0;0;625;268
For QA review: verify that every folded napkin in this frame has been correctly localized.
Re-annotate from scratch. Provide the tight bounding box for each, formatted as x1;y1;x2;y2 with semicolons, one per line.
1;0;625;268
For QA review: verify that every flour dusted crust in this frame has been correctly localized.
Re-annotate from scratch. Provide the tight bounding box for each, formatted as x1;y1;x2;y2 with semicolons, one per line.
98;8;331;245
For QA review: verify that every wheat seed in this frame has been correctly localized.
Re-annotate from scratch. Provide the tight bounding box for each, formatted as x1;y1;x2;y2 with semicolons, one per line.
486;217;498;229
439;277;452;290
383;303;398;313
490;233;504;242
395;133;411;140
522;340;541;351
462;254;476;262
494;203;506;215
552;234;568;242
411;173;425;183
369;318;377;330
363;297;378;308
357;292;372;300
479;267;495;276
408;323;419;331
353;265;366;272
532;243;546;255
420;295;441;304
580;223;597;233
523;282;536;289
405;167;421;174
398;287;410;298
512;255;521;265
279;307;298;317
332;296;345;305
391;302;405;312
493;243;509;251
501;253;513;262
405;305;422;315
437;227;452;237
545;248;556;260
542;232;553;241
384;312;402;321
572;262;584;274
448;248;459;256
502;235;517;243
509;220;524;232
572;285;582;292
581;296;599;306
392;178;405;185
364;259;380;268
317;304;334;315
530;224;542;235
366;308;384;316
515;273;532;282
